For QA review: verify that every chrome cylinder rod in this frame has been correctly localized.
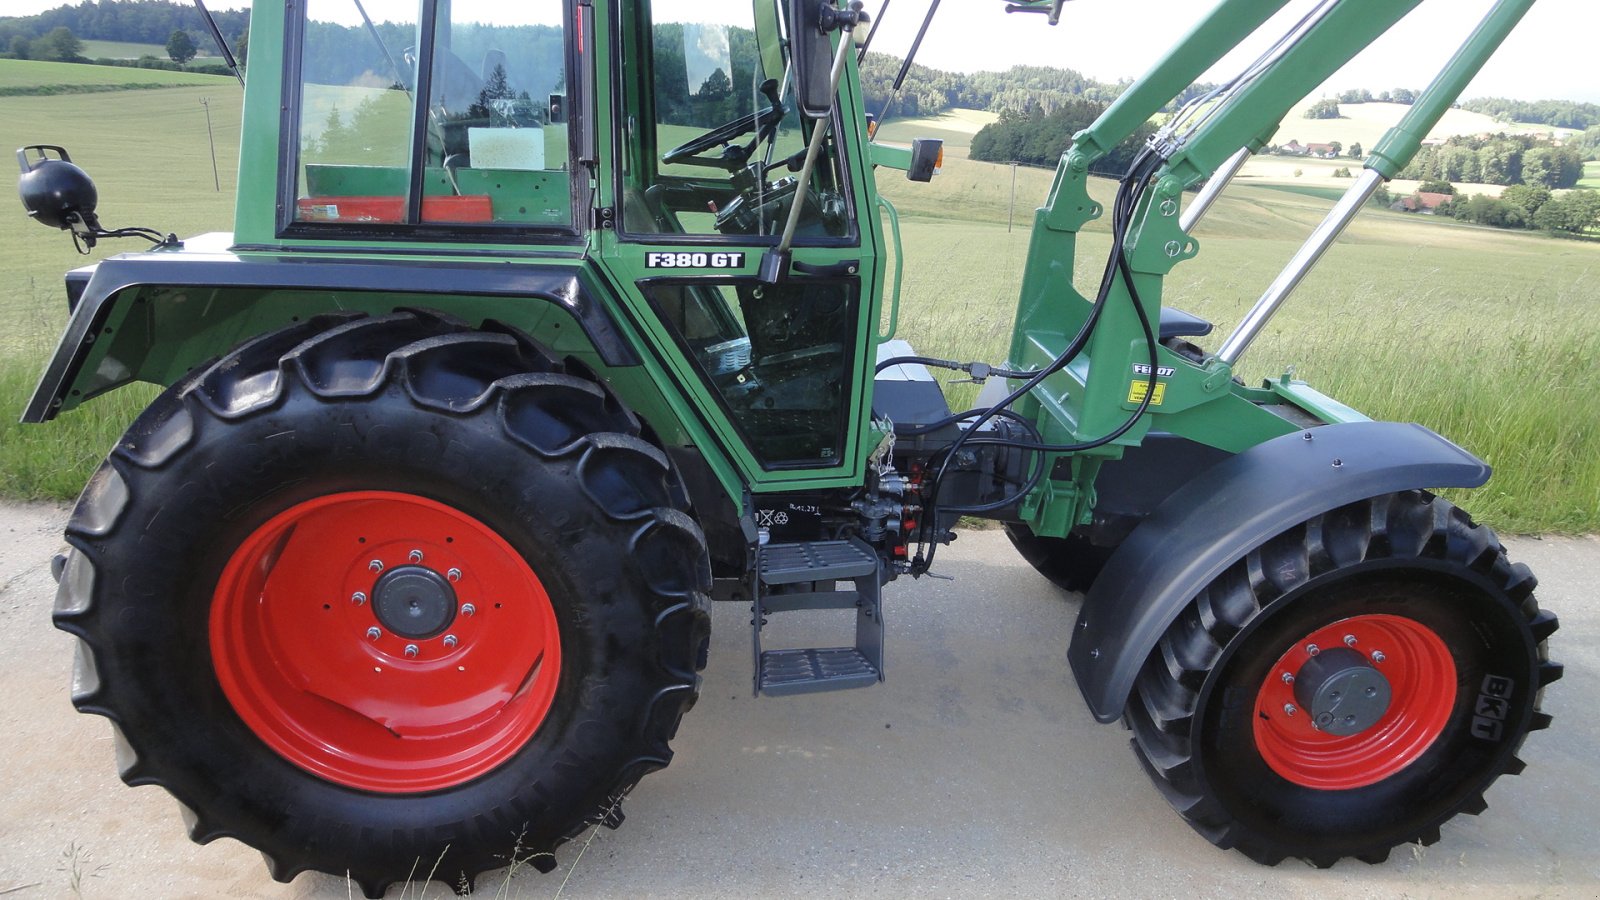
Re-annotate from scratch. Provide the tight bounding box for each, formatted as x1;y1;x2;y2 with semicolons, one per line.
1216;167;1385;365
1180;146;1251;233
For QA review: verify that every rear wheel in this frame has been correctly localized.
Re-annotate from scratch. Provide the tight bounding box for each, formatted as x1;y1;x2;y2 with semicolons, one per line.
1128;490;1559;865
53;311;712;896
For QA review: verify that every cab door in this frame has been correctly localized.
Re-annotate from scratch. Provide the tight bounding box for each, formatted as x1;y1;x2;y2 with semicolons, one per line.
591;0;883;491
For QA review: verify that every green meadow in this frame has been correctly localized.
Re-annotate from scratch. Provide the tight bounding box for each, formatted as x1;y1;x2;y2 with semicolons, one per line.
2;60;1596;532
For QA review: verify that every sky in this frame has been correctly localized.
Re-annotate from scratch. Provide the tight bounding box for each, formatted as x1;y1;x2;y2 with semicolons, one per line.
7;0;1598;103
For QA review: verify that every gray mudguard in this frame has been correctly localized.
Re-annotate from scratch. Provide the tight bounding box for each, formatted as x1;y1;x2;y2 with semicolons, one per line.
1067;420;1491;723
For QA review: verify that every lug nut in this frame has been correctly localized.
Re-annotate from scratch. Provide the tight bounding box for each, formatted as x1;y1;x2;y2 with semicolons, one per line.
404;644;419;658
461;603;476;617
369;559;384;572
1283;703;1297;716
409;549;424;563
443;634;458;649
1344;634;1358;646
447;567;462;582
1281;672;1295;684
1306;643;1320;656
1372;650;1386;663
366;627;381;641
352;591;367;606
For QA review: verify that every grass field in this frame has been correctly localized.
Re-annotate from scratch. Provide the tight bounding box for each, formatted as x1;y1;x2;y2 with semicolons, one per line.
1581;161;1600;190
80;39;216;60
0;58;230;89
2;63;1596;532
1272;99;1575;150
1;65;240;498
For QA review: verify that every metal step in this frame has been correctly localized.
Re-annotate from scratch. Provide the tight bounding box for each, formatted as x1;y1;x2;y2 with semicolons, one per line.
760;539;878;585
758;648;880;696
751;538;886;697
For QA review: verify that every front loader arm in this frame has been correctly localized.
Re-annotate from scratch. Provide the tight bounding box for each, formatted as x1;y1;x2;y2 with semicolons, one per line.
1005;0;1541;540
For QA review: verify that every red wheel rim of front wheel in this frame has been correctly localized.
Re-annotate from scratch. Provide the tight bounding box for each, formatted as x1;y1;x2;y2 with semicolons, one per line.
210;491;561;792
1253;614;1455;790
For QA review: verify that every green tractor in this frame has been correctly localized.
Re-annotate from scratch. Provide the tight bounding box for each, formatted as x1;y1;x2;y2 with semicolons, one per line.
15;0;1561;894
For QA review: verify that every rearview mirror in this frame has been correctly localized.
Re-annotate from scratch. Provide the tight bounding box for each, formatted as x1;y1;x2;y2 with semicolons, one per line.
787;0;836;118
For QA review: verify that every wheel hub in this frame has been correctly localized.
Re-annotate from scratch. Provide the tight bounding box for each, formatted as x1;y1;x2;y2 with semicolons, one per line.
1293;647;1391;736
1252;613;1456;790
371;565;457;639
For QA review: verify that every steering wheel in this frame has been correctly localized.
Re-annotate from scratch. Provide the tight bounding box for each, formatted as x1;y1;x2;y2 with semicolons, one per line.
662;79;785;167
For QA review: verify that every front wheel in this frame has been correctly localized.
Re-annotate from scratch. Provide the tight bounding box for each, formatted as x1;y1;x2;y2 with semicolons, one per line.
53;312;712;896
1129;490;1560;865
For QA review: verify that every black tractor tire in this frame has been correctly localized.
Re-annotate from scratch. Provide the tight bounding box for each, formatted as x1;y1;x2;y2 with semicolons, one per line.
1003;523;1112;594
52;311;712;897
1127;490;1559;866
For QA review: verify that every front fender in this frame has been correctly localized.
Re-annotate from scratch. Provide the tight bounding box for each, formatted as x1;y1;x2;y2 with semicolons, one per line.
1066;421;1490;723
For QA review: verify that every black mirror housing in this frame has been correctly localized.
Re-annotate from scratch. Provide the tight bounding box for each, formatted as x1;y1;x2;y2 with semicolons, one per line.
787;0;836;118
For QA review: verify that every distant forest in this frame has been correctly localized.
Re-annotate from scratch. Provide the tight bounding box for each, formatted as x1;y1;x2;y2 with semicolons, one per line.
0;0;246;49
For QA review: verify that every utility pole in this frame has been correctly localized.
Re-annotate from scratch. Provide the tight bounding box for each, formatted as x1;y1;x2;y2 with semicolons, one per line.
201;97;220;191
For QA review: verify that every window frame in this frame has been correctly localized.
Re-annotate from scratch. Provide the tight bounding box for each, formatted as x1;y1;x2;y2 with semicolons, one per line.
277;0;589;244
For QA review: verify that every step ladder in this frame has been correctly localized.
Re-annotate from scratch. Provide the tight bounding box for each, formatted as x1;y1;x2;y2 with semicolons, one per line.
752;538;885;697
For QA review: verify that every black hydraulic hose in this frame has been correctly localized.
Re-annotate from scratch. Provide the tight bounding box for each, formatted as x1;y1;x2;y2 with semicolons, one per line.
874;354;1035;378
911;149;1165;569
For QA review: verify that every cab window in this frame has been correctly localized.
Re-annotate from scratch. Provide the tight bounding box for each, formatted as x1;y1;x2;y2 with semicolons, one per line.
619;0;852;241
290;0;574;233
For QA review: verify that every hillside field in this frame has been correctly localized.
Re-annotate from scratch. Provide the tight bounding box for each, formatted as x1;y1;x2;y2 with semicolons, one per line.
79;39;218;60
0;57;230;89
1;60;1596;531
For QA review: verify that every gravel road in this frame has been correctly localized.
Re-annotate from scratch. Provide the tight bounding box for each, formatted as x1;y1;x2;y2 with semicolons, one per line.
1;501;1594;899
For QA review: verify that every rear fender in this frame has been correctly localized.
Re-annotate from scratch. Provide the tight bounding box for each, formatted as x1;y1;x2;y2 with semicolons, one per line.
23;249;637;423
1067;420;1491;723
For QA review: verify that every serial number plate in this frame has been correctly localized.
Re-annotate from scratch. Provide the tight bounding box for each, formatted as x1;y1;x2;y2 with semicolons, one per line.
645;251;746;269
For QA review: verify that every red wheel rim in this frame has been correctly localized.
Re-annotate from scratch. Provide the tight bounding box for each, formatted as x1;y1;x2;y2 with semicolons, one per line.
1253;614;1455;790
211;491;561;792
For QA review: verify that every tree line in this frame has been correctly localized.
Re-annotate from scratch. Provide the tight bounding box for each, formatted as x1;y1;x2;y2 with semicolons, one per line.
859;51;1217;121
1401;133;1585;189
1384;180;1600;234
0;0;246;56
1460;97;1600;130
967;101;1154;175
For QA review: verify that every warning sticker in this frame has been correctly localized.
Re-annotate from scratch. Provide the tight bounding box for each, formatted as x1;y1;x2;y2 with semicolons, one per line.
1128;380;1167;405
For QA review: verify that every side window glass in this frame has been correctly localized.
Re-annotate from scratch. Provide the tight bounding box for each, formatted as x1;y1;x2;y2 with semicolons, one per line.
420;1;571;225
644;279;856;466
293;1;572;230
295;0;418;224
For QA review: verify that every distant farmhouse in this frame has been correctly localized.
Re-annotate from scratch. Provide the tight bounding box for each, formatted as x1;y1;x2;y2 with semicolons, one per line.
1392;191;1454;214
